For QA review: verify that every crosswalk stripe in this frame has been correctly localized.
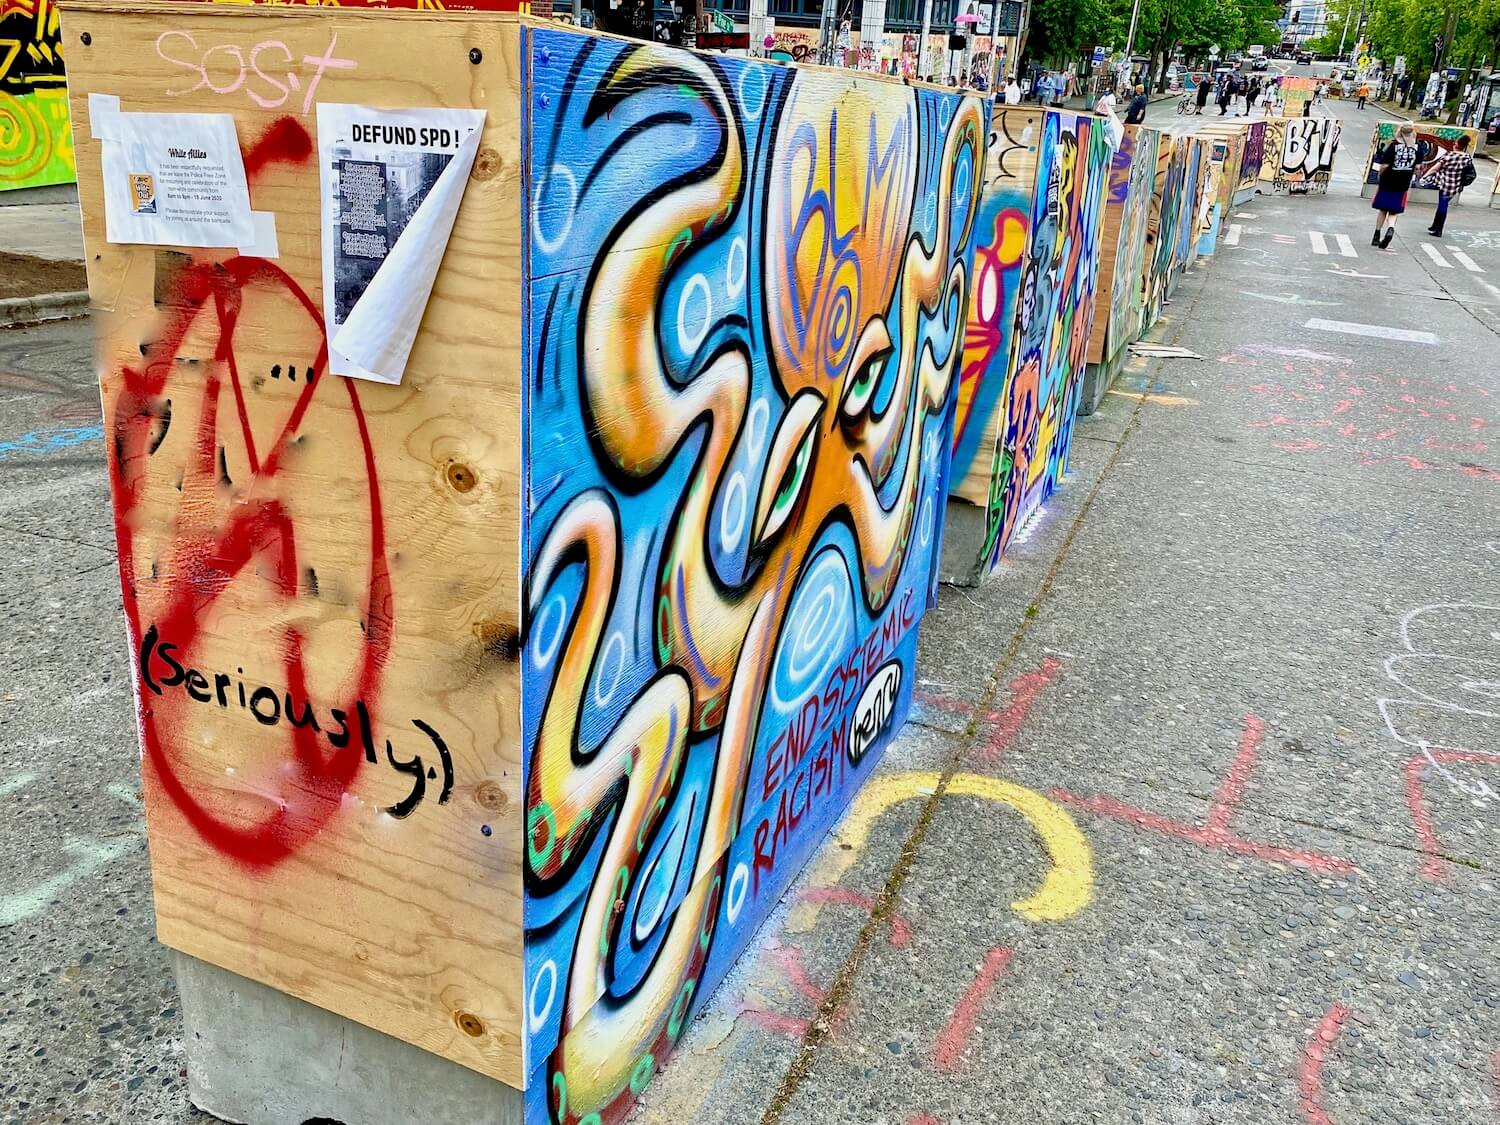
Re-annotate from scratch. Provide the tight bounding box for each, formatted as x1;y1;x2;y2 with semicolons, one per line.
1225;223;1242;246
1420;243;1452;269
1333;233;1356;258
1310;231;1329;255
1451;250;1484;274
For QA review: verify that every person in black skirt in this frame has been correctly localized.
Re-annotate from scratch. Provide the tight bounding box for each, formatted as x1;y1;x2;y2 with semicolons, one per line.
1370;124;1419;249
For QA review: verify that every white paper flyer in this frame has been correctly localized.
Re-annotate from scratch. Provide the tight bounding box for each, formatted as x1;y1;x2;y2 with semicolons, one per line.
317;104;486;385
93;98;255;249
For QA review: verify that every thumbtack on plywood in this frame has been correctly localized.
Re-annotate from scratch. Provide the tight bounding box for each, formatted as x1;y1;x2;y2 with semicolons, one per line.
469;47;483;64
79;31;90;45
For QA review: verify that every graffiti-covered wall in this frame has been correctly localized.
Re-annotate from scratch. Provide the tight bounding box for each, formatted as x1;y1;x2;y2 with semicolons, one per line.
1142;134;1190;330
949;107;1110;573
952;106;1040;509
1086;124;1157;371
0;0;72;191
1262;117;1341;195
1238;120;1266;204
521;29;984;1124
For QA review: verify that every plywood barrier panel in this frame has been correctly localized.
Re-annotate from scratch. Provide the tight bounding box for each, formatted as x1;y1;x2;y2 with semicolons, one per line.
1492;162;1500;209
1086;123;1157;367
1;0;74;190
951;104;1043;510
1238;120;1266;200
1261;116;1341;195
1363;121;1481;197
1142;133;1188;328
981;109;1110;567
1106;125;1157;363
518;27;984;1123
62;0;527;1087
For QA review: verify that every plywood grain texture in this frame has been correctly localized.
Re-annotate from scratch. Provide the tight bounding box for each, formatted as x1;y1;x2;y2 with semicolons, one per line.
63;0;527;1086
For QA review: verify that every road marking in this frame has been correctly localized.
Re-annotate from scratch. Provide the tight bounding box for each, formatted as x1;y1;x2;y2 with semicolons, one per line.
1327;267;1388;279
1420;242;1452;269
1450;249;1484;273
1333;233;1357;258
1304;317;1438;345
1310;231;1329;255
1225;223;1242;246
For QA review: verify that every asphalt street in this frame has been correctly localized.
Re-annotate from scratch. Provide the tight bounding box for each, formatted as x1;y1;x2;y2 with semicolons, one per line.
1;96;1497;1125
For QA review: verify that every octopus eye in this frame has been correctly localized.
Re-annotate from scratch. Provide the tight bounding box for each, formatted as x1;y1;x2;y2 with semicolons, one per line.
752;389;823;549
838;319;895;422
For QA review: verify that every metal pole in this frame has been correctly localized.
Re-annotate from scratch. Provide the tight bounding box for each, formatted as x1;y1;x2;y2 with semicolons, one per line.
917;0;934;80
1124;0;1142;60
1337;3;1349;59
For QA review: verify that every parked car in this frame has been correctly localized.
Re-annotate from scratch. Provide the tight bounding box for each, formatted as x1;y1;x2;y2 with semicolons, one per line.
1295;50;1312;64
1252;56;1270;71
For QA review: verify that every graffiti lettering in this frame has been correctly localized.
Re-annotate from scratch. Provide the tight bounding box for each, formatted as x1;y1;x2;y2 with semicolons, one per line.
849;659;902;764
156;30;355;114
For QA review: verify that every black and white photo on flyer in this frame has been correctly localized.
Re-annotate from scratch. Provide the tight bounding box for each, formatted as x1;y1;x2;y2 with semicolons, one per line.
317;104;487;385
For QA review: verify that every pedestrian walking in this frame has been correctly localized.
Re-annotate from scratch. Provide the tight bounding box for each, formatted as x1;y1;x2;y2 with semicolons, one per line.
1217;76;1232;116
1369;123;1419;249
1124;84;1149;124
1005;76;1022;104
1357;81;1369;110
1419;135;1476;238
1195;73;1212;115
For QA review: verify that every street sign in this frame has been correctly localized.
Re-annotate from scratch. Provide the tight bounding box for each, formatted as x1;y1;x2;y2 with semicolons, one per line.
1446;67;1459;81
1092;45;1106;65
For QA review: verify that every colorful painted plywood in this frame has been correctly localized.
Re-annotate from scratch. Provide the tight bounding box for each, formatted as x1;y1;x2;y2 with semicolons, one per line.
1086;123;1156;366
523;32;985;1124
1238;120;1266;204
952;105;1042;508
976;110;1111;566
1262;116;1340;195
0;0;72;191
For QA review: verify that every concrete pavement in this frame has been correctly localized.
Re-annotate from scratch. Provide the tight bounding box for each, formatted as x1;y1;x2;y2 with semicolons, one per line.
1;97;1496;1125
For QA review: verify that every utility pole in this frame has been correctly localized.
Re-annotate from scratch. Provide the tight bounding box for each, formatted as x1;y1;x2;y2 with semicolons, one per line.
1124;0;1143;61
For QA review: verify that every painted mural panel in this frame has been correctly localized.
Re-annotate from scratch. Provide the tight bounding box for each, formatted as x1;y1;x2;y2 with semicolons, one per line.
1263;116;1340;195
1238;120;1266;203
1142;133;1188;330
522;29;984;1124
0;0;72;191
1086;124;1156;367
1363;122;1480;197
977;110;1110;566
952;106;1042;508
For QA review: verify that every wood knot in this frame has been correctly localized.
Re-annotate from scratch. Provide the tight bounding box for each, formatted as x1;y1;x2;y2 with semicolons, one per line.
471;147;502;182
475;781;508;814
446;462;477;493
455;1011;486;1038
473;617;521;662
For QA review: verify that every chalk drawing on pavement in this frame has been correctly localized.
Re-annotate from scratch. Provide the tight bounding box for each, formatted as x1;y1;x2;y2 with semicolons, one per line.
0;425;103;460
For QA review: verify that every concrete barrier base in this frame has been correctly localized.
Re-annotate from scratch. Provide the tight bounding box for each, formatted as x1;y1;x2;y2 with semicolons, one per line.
937;497;992;587
1080;345;1130;417
172;952;523;1125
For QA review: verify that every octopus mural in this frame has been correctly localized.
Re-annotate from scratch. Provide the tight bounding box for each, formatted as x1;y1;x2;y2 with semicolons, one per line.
522;29;983;1125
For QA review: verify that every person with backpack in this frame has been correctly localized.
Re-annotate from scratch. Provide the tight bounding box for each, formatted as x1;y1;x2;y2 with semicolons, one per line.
1369;124;1420;248
1419;135;1477;238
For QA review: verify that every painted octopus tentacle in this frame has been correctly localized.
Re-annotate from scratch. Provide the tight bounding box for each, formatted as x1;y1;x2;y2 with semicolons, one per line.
578;47;750;729
555;591;779;1121
527;491;693;893
841;99;984;606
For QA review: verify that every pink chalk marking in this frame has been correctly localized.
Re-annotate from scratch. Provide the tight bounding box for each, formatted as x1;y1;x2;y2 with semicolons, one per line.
1051;714;1355;876
1332;399;1353;414
1298;1002;1350;1125
932;947;1012;1074
1338;423;1357;437
1249;414;1297;428
1274;439;1324;452
976;657;1062;766
907;1115;943;1125
1405;750;1500;882
742;1008;810;1037
801;886;914;948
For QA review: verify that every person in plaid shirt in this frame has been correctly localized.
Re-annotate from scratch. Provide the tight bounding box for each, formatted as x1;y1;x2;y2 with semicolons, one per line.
1419;135;1475;238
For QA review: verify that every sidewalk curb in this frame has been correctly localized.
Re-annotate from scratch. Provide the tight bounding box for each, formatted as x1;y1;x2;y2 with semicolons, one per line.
0;290;89;329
